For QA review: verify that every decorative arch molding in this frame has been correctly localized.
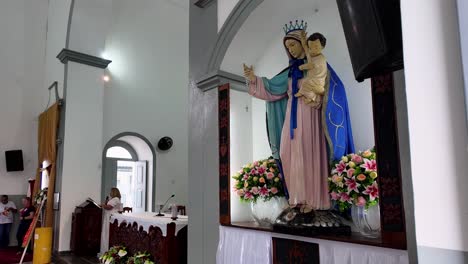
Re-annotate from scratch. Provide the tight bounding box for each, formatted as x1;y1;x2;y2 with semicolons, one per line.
103;132;156;158
104;140;138;161
101;132;158;211
197;0;263;91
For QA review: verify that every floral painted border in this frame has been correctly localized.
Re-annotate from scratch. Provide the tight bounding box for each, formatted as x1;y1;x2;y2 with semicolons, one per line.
371;73;406;248
219;84;231;225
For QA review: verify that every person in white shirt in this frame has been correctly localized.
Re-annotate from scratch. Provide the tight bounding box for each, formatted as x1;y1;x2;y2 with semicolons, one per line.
99;188;122;255
0;195;17;248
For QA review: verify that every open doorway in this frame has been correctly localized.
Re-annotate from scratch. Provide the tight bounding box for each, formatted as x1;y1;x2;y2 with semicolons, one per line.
102;133;156;213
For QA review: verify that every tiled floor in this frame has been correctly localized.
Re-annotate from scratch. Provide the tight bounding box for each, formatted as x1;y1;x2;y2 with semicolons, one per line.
18;256;98;264
54;255;100;264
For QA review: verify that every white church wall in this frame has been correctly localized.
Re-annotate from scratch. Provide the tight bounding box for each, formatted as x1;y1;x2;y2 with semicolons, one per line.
229;89;254;222
102;0;189;207
401;0;468;259
42;0;72;99
0;0;48;195
58;61;105;251
251;98;271;161
57;0;112;252
218;0;240;32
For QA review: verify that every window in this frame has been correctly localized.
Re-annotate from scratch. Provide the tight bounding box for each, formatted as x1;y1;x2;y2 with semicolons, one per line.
106;146;132;159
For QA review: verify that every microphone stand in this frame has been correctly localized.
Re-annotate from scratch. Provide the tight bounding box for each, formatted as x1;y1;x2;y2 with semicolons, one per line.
156;194;175;216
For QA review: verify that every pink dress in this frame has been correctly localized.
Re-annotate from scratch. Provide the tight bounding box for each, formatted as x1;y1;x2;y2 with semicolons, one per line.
249;77;330;209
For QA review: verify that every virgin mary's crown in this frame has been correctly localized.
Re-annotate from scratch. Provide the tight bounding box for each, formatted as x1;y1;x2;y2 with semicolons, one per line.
283;20;307;35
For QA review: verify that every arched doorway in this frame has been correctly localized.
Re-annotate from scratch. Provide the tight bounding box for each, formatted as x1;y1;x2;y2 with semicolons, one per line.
102;132;156;213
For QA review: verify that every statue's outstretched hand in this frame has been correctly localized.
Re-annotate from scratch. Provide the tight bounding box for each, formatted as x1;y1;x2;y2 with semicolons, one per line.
243;63;255;82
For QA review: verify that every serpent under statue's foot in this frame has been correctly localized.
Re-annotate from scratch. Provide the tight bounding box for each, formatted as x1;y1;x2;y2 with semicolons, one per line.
274;208;351;236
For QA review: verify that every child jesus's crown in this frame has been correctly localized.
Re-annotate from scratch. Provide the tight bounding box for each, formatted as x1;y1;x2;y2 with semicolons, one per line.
283;20;307;35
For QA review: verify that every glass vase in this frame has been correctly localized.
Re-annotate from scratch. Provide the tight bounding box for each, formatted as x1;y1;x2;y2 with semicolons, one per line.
251;196;288;227
351;204;381;238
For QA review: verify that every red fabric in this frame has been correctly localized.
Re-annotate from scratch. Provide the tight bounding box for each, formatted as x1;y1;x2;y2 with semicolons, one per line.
0;247;33;264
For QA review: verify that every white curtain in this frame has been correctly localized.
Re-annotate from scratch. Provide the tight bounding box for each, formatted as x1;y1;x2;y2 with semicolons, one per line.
217;226;272;264
216;226;409;264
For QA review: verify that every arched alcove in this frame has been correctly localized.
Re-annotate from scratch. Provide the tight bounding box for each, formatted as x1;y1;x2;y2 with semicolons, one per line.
211;0;412;252
220;0;377;225
102;132;157;212
220;0;375;153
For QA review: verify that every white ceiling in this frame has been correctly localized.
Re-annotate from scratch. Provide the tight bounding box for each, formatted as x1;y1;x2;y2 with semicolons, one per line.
220;0;326;76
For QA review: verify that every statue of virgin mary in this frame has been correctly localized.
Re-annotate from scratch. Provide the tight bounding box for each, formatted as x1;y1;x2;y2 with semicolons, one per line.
243;21;355;210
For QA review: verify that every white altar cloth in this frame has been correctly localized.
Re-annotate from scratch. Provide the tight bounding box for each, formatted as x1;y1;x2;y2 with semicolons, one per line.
216;226;409;264
110;212;188;237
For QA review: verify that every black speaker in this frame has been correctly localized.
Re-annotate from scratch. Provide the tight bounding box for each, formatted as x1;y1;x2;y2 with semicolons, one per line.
157;137;173;151
5;150;24;172
336;0;403;82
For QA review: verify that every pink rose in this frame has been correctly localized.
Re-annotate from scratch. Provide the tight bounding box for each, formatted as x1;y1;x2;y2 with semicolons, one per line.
266;172;274;180
331;174;339;182
269;167;275;172
253;161;259;166
356;196;366;207
259;177;266;183
251;187;260;195
352;154;363;164
236;189;245;196
242;174;249;180
362;150;372;158
270;187;278;194
346;168;355;178
356;174;366;181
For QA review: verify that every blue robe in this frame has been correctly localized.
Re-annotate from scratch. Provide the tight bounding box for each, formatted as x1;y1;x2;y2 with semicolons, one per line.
263;64;355;162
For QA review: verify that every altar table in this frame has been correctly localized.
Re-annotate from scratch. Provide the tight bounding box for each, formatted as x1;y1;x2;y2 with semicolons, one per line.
109;213;188;264
217;226;409;264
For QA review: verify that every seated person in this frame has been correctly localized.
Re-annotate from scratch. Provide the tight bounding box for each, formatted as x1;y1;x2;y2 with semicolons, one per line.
16;197;35;253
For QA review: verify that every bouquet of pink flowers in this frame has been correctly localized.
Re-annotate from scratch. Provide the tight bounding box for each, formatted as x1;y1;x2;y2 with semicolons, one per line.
329;149;379;211
232;157;286;203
